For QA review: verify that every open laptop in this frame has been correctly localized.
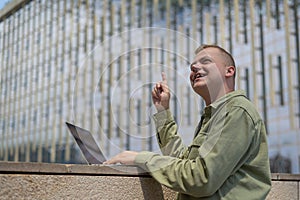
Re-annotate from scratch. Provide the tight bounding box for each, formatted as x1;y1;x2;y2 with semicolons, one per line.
65;122;107;165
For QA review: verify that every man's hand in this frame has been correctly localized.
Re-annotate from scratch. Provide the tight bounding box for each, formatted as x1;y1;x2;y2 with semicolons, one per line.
103;151;138;165
152;72;170;112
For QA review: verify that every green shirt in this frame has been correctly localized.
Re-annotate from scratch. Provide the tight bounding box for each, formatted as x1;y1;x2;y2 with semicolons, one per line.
135;90;271;199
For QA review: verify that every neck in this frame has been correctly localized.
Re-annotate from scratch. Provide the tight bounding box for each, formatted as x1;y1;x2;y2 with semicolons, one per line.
202;87;234;106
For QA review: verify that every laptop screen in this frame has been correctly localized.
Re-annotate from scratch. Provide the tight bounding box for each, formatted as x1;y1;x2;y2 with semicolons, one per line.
66;122;106;164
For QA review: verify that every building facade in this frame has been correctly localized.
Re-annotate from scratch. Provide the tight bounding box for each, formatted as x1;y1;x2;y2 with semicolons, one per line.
0;0;299;173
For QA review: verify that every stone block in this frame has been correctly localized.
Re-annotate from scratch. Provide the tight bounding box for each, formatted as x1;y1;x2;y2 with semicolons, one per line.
0;174;172;199
266;181;298;200
1;162;299;199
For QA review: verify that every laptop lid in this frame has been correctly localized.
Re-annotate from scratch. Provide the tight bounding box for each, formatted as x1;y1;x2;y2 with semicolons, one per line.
65;122;107;165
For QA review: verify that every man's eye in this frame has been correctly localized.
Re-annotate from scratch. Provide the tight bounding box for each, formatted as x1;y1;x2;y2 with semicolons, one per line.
202;59;211;64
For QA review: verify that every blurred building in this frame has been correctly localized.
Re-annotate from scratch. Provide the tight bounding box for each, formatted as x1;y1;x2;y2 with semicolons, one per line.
0;0;299;172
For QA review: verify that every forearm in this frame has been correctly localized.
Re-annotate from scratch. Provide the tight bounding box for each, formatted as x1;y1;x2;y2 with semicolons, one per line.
134;152;214;197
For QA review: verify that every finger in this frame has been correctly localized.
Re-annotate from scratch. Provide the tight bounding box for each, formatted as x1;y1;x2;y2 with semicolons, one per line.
153;85;160;96
159;81;169;94
160;72;169;92
161;72;167;84
156;83;163;94
152;89;159;100
104;155;120;165
155;82;161;90
103;159;113;165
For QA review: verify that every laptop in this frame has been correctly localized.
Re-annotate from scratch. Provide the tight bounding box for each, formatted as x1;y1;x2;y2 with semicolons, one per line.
65;122;107;165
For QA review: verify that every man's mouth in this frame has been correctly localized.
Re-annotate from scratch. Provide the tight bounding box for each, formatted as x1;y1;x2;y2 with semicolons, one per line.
194;73;206;81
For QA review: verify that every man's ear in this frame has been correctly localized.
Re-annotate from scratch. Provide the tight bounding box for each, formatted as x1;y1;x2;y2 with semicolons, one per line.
225;66;235;77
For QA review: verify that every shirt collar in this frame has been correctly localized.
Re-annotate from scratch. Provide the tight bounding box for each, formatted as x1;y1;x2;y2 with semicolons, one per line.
203;90;247;116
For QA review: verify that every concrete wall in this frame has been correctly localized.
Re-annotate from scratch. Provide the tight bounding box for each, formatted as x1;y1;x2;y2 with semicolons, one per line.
268;174;300;200
0;162;299;199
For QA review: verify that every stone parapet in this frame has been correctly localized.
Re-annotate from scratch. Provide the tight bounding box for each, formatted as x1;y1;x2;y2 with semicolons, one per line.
0;162;299;199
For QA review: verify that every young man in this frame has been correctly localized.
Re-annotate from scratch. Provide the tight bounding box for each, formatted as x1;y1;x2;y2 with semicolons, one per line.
105;44;272;199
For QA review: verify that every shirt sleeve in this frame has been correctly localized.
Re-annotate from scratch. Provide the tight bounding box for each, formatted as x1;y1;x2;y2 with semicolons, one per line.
135;106;258;197
152;109;186;158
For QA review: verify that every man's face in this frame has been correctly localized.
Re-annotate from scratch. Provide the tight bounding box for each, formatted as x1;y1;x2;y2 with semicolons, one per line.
189;47;227;95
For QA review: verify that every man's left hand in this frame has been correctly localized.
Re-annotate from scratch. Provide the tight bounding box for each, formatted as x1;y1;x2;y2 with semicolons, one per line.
104;151;138;165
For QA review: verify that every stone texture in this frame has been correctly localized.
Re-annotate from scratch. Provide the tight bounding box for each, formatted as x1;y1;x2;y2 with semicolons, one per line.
266;181;299;200
162;186;178;200
1;162;300;199
0;174;168;200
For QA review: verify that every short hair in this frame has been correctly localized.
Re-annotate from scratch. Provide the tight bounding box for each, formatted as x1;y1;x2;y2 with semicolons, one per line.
194;44;236;68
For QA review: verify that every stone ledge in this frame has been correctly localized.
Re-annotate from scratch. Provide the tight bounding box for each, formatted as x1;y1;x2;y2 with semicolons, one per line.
1;162;300;199
271;173;300;181
0;162;176;199
0;161;149;176
2;162;300;181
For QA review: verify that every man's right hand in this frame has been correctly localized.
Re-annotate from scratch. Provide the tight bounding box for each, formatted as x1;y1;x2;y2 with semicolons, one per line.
152;72;170;112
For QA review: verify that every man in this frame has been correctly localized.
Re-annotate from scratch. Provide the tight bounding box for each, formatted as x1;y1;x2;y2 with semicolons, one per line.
105;44;272;199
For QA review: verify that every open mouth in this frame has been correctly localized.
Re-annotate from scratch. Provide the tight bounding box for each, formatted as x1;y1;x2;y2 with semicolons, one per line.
194;73;206;81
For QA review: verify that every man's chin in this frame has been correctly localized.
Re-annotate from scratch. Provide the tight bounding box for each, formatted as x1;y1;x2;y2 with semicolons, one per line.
192;84;208;94
192;82;206;89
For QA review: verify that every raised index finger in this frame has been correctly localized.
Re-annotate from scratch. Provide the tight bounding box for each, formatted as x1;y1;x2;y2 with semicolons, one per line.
161;72;167;84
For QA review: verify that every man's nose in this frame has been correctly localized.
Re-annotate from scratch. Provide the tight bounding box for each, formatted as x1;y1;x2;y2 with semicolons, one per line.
190;64;201;73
